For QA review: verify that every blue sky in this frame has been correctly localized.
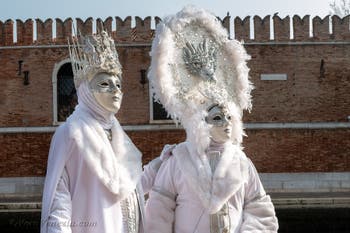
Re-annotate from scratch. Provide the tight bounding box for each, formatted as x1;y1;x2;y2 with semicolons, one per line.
1;0;332;21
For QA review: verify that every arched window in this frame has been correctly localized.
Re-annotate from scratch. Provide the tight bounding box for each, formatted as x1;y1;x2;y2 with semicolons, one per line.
57;63;77;122
52;59;77;124
149;90;172;123
151;100;171;121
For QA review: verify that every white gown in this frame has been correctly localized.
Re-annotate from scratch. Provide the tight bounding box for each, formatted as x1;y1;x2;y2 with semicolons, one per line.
145;141;278;233
41;82;157;233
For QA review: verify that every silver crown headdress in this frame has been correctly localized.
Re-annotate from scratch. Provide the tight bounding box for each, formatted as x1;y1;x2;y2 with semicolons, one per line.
68;30;122;88
148;6;253;151
183;39;218;82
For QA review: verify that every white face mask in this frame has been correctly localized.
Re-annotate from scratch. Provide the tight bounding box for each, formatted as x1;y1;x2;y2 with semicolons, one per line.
205;105;233;143
89;72;123;113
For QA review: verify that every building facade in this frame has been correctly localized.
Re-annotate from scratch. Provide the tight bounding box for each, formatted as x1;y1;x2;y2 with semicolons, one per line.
0;14;350;198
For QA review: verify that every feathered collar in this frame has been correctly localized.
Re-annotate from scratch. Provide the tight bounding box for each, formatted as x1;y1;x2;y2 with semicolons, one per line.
173;141;249;214
67;107;142;200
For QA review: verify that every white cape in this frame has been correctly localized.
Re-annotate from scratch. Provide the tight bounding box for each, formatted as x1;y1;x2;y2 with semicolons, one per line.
41;106;143;233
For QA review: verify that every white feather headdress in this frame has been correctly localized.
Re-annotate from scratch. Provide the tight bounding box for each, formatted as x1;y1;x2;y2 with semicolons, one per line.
148;6;253;153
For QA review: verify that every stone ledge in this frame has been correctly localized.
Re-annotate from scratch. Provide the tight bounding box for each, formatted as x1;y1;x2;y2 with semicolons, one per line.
272;197;350;209
270;191;350;209
0;196;349;211
0;202;41;212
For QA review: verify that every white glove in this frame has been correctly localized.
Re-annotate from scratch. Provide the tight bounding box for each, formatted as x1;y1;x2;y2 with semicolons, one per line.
159;144;176;161
149;144;176;172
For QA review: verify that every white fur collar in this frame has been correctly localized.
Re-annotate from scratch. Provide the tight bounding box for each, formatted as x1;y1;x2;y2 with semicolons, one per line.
174;141;249;214
68;107;142;200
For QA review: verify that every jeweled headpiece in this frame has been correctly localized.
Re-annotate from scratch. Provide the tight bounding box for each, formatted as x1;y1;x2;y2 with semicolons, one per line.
183;39;218;82
68;30;122;88
148;6;253;152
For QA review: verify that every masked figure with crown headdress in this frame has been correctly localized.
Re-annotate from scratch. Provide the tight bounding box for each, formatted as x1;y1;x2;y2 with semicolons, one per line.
145;6;279;233
40;31;165;233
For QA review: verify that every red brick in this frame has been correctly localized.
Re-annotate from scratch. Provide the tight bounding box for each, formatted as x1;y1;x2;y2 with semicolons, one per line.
1;15;350;177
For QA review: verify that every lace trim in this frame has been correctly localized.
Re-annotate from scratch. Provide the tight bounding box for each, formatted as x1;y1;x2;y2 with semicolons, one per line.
210;202;231;233
120;190;139;233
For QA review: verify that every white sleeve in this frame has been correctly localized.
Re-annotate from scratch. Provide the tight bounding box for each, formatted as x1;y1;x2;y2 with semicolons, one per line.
141;157;160;194
145;157;177;233
240;159;279;233
47;167;72;233
141;144;176;193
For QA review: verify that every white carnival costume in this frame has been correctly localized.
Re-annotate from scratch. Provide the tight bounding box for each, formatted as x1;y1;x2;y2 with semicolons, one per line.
145;6;279;233
41;31;160;233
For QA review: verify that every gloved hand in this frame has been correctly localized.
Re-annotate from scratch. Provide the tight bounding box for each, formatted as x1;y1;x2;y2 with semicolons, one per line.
149;144;176;171
160;144;176;161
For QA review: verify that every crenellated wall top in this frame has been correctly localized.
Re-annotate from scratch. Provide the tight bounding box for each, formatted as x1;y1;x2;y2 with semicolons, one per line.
0;15;350;46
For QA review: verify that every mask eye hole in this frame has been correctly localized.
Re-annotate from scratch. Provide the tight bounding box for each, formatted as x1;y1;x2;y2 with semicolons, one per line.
99;82;109;87
227;115;231;121
116;84;121;89
213;115;222;121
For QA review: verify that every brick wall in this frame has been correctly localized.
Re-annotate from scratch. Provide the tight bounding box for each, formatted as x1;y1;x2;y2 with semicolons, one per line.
0;130;185;177
0;133;51;176
1;128;349;177
117;47;151;124
0;48;64;127
1;15;350;177
246;44;350;123
2;44;349;127
245;129;350;173
0;46;152;126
